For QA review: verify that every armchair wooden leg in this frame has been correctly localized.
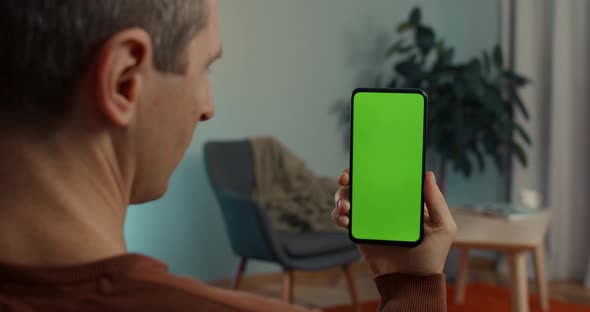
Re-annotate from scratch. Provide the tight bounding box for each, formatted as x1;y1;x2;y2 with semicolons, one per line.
282;270;294;303
232;257;248;290
343;263;361;312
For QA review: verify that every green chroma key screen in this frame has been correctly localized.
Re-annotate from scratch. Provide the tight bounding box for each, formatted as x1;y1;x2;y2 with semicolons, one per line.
349;88;426;246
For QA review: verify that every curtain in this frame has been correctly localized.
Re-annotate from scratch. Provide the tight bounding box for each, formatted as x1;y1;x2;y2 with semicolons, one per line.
504;0;590;283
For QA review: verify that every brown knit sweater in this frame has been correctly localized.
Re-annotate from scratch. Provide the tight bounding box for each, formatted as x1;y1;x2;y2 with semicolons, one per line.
0;254;446;311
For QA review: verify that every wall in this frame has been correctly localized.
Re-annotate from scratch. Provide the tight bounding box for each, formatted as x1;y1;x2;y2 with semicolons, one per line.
125;0;501;281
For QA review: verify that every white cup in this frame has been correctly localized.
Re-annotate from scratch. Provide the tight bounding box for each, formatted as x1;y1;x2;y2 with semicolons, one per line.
521;189;541;209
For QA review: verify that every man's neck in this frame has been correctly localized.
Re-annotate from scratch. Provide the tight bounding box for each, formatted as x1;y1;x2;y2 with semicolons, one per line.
0;132;131;266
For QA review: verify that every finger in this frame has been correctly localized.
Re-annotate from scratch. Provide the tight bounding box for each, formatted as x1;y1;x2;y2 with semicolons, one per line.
423;210;431;224
338;169;350;186
334;186;349;204
338;199;350;215
331;207;340;225
331;207;349;228
423;171;453;225
338;215;350;227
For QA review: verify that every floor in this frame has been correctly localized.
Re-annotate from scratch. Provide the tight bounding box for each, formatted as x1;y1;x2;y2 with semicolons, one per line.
211;256;590;309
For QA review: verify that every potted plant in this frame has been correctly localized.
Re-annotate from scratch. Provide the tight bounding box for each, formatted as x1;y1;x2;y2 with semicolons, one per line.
334;7;531;194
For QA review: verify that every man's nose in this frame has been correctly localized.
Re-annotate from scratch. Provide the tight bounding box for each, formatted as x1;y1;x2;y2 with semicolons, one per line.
200;100;215;121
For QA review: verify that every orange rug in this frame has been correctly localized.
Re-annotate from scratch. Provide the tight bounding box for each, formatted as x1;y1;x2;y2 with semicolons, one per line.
323;283;590;312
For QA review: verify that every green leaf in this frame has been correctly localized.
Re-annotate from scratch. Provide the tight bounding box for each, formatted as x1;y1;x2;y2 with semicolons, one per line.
492;151;504;172
483;132;498;155
461;106;479;133
385;40;401;57
501;98;514;117
512;122;532;146
435;40;445;53
493;45;503;69
468;58;482;74
434;134;452;157
416;26;435;55
441;48;455;66
482;135;505;172
482;83;505;117
511;141;528;167
510;87;530;120
409;7;421;26
465;158;473;177
452;107;466;145
394;54;420;77
434;48;453;69
499;120;514;142
464;59;483;96
456;154;473;177
452;79;467;99
439;71;454;85
397;22;412;33
398;45;413;54
503;70;529;86
331;100;350;125
470;144;486;171
428;96;448;119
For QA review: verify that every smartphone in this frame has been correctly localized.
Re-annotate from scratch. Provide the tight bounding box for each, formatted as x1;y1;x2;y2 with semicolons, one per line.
349;88;427;246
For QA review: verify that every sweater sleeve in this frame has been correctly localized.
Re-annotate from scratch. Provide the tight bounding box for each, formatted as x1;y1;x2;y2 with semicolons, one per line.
374;273;446;312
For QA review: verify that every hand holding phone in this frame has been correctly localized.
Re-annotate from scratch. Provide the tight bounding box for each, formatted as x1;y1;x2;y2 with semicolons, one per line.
332;170;457;275
333;88;457;275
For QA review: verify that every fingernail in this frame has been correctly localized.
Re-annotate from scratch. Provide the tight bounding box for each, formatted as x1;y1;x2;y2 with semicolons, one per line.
432;172;437;185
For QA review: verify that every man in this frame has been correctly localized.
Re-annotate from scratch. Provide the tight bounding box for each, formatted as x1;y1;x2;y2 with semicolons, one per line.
0;0;457;311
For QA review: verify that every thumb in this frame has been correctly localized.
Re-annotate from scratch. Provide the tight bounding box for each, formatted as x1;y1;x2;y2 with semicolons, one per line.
423;171;451;224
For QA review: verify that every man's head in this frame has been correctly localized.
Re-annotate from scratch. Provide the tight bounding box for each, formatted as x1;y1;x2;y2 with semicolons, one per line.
0;0;221;203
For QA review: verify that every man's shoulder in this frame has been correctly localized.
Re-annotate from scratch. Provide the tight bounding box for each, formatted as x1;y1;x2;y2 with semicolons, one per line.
0;254;315;312
117;256;236;310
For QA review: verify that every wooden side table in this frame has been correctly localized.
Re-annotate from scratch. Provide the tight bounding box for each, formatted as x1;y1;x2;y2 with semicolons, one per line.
451;208;551;312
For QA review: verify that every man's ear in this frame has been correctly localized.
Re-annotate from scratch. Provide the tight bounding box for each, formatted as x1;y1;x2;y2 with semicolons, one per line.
94;28;153;126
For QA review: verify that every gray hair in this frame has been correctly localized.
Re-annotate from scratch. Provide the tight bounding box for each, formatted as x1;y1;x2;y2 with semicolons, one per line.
0;0;203;129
